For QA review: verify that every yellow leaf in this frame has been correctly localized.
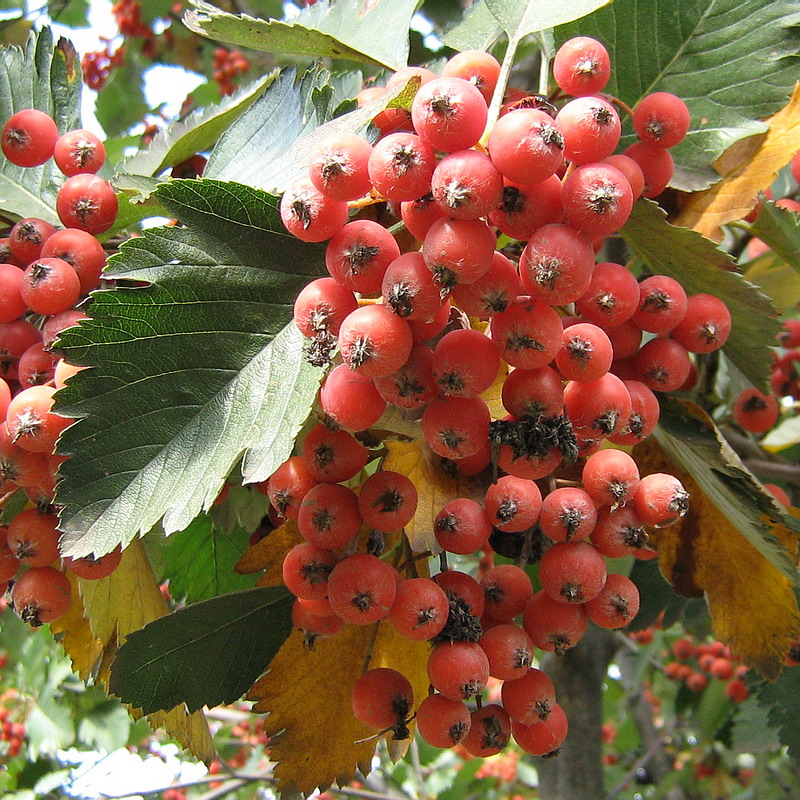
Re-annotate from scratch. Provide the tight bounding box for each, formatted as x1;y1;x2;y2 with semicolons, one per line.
634;439;800;679
382;439;484;553
481;362;509;421
248;621;429;795
745;253;800;310
236;519;303;587
52;541;215;762
675;82;800;239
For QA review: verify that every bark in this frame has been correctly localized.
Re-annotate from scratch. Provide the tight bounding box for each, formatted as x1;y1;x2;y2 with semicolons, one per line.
536;625;619;800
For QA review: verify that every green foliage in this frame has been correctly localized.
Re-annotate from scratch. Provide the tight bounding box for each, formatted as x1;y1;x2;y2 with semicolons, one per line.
120;72;277;182
442;2;503;52
108;586;293;714
622;199;781;388
752;666;800;763
54;179;325;559
558;0;800;190
183;0;418;71
205;64;415;194
162;515;259;604
485;0;612;39
0;27;81;223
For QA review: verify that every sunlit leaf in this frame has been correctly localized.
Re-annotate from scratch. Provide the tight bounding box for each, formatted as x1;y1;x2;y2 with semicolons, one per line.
248;621;428;795
183;0;416;71
674;84;800;238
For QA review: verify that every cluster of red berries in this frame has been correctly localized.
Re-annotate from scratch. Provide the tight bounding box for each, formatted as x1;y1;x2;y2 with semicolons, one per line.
664;637;750;703
0;654;24;759
81;39;126;92
212;48;250;96
267;38;703;760
770;319;800;402
0;109;122;626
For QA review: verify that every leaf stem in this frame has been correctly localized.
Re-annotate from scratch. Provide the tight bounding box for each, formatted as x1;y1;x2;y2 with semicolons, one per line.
480;32;522;145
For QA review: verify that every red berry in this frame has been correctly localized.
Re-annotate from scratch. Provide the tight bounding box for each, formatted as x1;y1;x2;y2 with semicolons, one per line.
2;109;58;167
54;128;106;176
351;668;413;730
56;174;118;234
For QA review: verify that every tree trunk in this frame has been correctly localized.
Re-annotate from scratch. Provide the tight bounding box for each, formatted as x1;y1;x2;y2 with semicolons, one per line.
536;625;619;800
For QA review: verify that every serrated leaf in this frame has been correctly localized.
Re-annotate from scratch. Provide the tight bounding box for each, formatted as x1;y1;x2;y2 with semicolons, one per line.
54;179;325;559
730;695;781;753
752;667;800;763
634;399;800;678
622;199;780;389
205;65;416;194
0;27;81;223
442;1;503;51
744;200;800;275
183;0;416;71
48;0;89;27
162;515;258;603
485;0;612;38
248;621;429;795
557;0;800;190
50;540;216;761
120;73;276;183
109;586;293;714
674;84;800;238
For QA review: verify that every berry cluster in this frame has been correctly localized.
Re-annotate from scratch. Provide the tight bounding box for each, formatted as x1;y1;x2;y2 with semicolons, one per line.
0;109;122;626
212;48;250;96
664;636;750;702
269;38;701;759
0;654;24;758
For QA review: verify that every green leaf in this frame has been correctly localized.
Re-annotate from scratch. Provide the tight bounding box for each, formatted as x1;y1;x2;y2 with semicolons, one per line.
0;27;81;223
54;179;325;559
48;0;90;27
25;696;75;759
162;515;258;603
183;0;416;71
622;199;781;389
557;0;800;191
731;695;782;753
77;700;132;752
744;252;800;310
205;65;415;194
120;73;276;182
210;482;271;533
94;58;148;138
752;667;800;764
743;200;800;274
108;586;293;714
442;1;503;52
485;0;612;38
628;558;687;632
655;397;800;583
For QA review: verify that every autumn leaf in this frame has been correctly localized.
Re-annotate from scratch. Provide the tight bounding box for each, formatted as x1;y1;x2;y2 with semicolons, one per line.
248;621;429;795
634;405;800;679
481;361;509;421
235;519;304;586
51;540;215;761
382;439;484;553
674;83;800;239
